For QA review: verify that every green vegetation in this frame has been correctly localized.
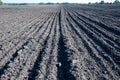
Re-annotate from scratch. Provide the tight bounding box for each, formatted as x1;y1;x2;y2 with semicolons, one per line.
94;0;120;4
0;0;3;5
114;0;120;4
100;0;105;4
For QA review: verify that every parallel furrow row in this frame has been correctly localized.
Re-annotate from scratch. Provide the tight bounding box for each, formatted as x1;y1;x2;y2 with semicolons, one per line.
0;13;55;80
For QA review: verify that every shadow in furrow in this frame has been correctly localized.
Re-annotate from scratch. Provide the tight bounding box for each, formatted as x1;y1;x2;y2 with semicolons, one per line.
0;17;48;63
28;15;55;80
13;16;52;79
57;9;76;80
74;12;120;48
37;16;53;43
67;12;120;68
76;12;120;36
45;17;57;79
35;16;51;35
0;41;29;77
0;62;10;77
66;17;114;78
67;11;120;75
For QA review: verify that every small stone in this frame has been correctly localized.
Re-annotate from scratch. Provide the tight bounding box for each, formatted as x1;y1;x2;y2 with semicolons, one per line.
102;70;107;74
18;49;23;54
56;63;62;67
72;60;79;65
24;46;29;49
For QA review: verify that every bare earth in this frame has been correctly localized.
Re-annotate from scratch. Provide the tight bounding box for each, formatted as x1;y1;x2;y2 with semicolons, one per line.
0;5;120;80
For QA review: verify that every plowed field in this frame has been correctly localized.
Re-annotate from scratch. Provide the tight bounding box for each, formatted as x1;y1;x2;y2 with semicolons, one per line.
0;5;120;80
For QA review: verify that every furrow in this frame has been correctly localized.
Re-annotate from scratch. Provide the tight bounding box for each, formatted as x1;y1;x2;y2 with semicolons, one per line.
16;13;56;80
67;10;120;68
66;7;120;36
0;14;54;79
66;10;120;79
65;16;116;79
28;14;56;80
57;8;78;80
43;15;58;80
73;11;120;49
0;14;50;64
0;15;50;62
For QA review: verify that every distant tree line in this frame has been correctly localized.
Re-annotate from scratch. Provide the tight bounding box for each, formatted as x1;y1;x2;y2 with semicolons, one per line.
5;2;71;5
5;3;30;5
91;0;120;4
113;0;120;4
38;2;70;5
0;0;3;5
